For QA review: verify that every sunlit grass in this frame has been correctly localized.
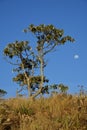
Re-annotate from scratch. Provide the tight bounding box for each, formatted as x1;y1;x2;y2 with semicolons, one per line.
0;94;87;130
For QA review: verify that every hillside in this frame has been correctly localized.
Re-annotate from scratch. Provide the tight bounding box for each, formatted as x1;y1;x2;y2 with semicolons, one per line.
0;94;87;130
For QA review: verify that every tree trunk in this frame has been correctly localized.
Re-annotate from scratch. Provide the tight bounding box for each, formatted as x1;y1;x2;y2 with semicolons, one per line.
39;42;44;89
40;57;44;89
30;88;42;100
27;78;32;97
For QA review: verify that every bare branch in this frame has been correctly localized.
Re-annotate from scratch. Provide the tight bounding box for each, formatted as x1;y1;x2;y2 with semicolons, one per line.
43;43;56;55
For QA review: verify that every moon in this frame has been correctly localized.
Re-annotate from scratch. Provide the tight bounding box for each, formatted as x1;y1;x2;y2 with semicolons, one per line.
74;54;79;59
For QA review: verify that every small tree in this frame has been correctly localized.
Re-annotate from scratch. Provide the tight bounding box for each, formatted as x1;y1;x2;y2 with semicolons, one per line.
58;83;69;94
3;40;48;98
0;89;7;98
4;24;74;99
24;24;74;97
4;41;38;97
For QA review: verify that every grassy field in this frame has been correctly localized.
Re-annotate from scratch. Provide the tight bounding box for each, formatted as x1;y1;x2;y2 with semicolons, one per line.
0;94;87;130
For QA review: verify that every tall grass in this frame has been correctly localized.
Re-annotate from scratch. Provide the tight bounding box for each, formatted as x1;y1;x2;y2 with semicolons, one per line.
0;94;87;130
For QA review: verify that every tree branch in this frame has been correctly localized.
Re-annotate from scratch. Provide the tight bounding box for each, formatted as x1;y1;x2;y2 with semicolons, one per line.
30;88;42;99
43;43;56;55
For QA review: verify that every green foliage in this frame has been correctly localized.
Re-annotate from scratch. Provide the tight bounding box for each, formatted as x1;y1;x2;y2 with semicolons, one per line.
4;41;30;58
3;24;75;98
0;89;7;97
3;40;40;97
49;83;69;95
26;24;74;97
58;83;69;93
13;74;49;93
27;24;74;44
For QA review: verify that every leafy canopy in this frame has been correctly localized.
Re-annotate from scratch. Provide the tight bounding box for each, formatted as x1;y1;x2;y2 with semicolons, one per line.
0;89;7;97
3;24;75;98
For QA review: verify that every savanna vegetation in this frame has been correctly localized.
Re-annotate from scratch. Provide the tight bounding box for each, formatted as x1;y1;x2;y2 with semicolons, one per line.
1;24;87;130
3;24;74;99
0;89;7;98
0;93;87;130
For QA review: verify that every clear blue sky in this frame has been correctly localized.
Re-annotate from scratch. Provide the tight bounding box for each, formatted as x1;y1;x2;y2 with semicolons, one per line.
0;0;87;98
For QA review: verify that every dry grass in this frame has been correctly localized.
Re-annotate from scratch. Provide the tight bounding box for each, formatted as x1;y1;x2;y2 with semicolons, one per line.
0;94;87;130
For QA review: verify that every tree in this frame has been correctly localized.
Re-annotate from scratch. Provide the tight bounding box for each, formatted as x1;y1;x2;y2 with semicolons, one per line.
4;24;74;99
3;40;48;98
0;89;7;98
58;83;69;94
24;24;74;96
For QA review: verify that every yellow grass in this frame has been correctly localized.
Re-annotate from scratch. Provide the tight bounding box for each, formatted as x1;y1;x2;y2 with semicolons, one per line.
0;94;87;130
